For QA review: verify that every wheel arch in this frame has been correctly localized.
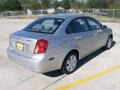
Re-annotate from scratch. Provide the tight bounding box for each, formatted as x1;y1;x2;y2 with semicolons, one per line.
61;49;79;69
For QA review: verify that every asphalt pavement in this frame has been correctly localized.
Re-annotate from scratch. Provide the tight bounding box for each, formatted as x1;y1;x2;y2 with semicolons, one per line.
0;19;120;90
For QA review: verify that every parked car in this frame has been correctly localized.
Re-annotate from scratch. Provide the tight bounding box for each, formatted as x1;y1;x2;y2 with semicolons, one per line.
2;11;14;16
7;14;113;74
96;9;107;16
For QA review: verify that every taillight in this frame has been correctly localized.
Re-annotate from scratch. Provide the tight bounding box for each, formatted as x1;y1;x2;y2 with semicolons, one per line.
34;39;48;54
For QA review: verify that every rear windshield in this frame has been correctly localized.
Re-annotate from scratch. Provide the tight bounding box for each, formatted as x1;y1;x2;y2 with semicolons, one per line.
24;18;64;34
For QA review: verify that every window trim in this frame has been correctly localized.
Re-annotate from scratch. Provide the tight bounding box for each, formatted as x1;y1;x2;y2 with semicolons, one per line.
66;17;90;34
85;17;102;31
24;18;65;34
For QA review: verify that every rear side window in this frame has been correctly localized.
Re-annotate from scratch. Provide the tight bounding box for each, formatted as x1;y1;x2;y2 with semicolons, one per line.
24;18;64;34
87;18;101;30
67;18;88;34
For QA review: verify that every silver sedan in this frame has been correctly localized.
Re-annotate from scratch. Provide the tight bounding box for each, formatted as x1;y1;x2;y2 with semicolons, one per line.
7;14;113;74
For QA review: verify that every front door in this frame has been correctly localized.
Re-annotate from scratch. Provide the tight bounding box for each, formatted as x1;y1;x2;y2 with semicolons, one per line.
66;18;98;57
86;17;108;49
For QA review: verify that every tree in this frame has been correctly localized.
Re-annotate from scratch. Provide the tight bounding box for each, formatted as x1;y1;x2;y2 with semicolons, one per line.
53;0;59;9
3;0;22;11
77;2;86;9
62;0;70;9
109;2;120;9
87;0;108;9
0;0;4;11
107;0;120;9
18;0;26;10
0;4;2;12
19;0;41;10
26;0;41;9
58;1;63;8
70;0;85;9
41;0;51;9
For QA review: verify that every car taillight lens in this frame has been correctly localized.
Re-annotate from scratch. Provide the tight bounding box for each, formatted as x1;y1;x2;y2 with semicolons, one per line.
34;39;48;54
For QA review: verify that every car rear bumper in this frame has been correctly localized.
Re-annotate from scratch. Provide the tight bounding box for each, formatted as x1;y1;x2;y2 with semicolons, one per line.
7;48;58;73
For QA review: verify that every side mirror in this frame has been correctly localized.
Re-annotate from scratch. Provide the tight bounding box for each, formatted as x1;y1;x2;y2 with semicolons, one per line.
102;25;107;29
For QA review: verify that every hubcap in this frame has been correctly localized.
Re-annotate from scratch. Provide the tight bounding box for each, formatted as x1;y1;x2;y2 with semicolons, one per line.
66;55;77;72
107;38;112;48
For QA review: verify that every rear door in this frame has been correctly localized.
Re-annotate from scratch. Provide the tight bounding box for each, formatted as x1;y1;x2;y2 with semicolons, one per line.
66;17;98;57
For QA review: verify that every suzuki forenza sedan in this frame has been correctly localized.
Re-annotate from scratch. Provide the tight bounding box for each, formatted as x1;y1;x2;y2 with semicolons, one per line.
7;14;113;74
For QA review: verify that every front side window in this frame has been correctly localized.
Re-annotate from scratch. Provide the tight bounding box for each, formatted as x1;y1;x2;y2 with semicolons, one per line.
87;18;101;30
67;18;88;34
24;18;64;34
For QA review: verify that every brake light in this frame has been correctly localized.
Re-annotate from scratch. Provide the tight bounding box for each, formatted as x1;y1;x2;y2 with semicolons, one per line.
34;39;48;54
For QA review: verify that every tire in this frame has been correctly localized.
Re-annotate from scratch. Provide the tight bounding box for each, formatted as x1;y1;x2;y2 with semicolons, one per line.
105;36;113;50
62;52;78;74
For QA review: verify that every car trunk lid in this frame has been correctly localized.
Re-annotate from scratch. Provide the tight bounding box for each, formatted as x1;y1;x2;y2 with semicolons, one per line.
9;30;50;58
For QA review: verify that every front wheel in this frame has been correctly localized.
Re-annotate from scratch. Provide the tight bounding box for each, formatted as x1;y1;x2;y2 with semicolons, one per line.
105;37;113;50
62;52;78;74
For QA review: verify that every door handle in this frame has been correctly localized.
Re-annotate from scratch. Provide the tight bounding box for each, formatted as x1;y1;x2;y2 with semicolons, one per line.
75;36;82;40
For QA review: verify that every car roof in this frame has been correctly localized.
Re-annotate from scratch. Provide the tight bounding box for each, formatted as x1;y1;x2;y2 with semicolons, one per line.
43;13;84;19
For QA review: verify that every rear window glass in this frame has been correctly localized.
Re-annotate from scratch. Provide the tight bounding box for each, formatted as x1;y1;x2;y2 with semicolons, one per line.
24;18;64;34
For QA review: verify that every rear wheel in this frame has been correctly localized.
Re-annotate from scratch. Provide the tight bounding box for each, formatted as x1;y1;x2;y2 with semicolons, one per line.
105;36;113;50
62;52;78;74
